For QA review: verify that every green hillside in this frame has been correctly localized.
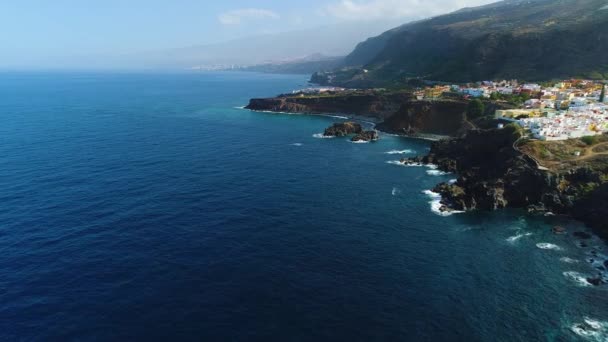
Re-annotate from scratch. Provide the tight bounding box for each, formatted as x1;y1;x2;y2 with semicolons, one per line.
313;0;608;87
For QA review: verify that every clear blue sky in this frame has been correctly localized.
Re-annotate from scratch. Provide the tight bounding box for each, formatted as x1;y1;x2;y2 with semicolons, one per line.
0;0;494;68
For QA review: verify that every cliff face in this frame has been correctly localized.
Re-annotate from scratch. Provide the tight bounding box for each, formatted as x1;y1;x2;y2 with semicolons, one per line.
246;92;413;121
376;100;470;136
247;94;475;136
414;126;608;237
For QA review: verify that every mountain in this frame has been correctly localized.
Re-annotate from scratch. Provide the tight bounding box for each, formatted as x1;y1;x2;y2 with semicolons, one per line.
235;54;343;75
314;0;608;86
29;20;403;71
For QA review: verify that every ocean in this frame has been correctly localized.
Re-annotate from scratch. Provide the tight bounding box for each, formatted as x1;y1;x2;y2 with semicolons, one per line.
0;71;607;341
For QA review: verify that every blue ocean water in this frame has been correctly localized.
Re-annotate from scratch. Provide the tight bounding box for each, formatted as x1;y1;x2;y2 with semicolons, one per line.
0;71;607;341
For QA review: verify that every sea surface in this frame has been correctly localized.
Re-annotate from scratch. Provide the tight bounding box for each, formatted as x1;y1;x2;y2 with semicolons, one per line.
0;71;607;341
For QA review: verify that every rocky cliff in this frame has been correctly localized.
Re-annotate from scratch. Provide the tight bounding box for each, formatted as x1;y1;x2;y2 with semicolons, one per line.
246;91;413;121
376;100;471;136
246;94;479;136
408;125;608;238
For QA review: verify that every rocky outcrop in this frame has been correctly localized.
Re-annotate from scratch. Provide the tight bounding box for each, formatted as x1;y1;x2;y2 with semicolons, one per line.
406;125;546;211
323;122;362;137
352;130;379;142
408;125;608;238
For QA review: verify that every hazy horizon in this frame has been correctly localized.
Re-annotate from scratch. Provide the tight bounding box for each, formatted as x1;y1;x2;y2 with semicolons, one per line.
0;0;497;71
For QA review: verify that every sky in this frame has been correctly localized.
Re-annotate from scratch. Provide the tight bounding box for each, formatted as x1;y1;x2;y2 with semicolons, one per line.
0;0;497;69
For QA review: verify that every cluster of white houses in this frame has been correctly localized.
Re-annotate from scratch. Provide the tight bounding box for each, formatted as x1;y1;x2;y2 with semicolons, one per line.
495;81;608;141
291;87;346;95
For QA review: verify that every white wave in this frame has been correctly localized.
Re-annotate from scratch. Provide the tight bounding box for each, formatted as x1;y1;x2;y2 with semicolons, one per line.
392;187;401;196
386;160;412;167
423;190;464;217
386;161;440;170
350;140;369;144
506;232;533;243
384;149;415;155
427;169;450;176
312;133;334;139
327;115;349;119
448;179;458;184
423;190;442;199
536;243;562;251
234;106;246;109
560;257;581;264
291;143;303;147
563;272;593;287
571;317;608;341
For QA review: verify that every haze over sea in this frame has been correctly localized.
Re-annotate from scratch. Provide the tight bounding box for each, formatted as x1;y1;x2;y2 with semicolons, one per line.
1;72;607;341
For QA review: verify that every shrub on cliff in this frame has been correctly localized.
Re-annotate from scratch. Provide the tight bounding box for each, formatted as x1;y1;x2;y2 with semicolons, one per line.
467;99;485;119
582;135;600;146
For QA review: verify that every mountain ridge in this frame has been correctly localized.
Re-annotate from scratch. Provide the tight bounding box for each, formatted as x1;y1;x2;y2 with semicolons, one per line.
314;0;608;86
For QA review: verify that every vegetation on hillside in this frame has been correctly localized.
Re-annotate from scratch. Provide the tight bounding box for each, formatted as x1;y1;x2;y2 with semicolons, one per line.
315;0;608;87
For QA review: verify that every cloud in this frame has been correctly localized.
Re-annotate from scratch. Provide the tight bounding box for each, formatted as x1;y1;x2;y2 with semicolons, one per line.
218;8;280;25
323;0;495;21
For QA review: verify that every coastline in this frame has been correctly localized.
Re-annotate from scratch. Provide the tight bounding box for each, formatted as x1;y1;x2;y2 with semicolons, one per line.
242;107;449;142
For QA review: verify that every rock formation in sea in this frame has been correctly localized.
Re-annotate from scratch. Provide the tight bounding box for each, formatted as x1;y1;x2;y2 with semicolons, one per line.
351;130;379;142
323;122;362;137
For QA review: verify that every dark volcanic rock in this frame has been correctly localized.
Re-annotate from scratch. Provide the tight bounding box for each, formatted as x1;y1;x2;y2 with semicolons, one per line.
407;123;608;238
323;122;362;137
407;125;544;211
246;93;486;137
246;91;413;121
351;130;379;142
376;100;470;136
574;232;593;240
553;226;567;235
586;276;604;287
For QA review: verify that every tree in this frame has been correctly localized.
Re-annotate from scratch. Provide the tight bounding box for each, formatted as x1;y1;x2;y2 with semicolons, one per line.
600;84;606;103
467;99;485;119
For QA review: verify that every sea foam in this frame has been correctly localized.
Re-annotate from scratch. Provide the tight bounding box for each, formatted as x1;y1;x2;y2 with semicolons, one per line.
313;133;334;139
384;149;415;155
570;317;608;341
427;169;450;176
560;257;580;264
506;232;533;243
386;161;439;170
563;272;592;287
423;190;464;217
536;243;562;251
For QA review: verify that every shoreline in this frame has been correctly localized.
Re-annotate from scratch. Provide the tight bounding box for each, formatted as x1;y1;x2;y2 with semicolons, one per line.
247;103;608;287
242;106;450;142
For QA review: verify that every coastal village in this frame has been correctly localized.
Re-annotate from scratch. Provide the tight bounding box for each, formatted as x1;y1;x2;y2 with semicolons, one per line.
292;80;608;142
420;80;608;141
